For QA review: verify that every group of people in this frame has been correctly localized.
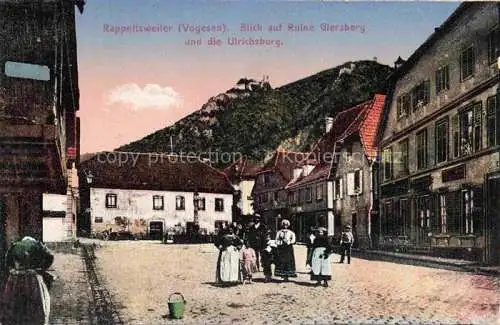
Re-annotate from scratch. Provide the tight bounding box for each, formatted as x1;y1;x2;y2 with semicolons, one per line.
214;214;355;287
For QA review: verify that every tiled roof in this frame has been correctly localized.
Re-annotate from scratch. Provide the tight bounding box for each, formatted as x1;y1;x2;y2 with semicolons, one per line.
79;152;234;194
223;156;262;180
286;94;385;189
258;149;308;181
339;94;385;160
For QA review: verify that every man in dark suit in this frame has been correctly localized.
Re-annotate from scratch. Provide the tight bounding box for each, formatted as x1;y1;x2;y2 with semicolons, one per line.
246;214;267;271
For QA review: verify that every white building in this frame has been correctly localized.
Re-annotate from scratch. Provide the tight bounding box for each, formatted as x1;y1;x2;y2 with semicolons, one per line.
223;157;261;219
79;152;234;238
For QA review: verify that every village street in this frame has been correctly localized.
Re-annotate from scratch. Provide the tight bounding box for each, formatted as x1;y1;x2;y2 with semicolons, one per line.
49;241;500;325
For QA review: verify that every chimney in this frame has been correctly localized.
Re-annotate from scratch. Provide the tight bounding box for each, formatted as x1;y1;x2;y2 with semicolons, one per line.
325;117;334;134
394;56;405;69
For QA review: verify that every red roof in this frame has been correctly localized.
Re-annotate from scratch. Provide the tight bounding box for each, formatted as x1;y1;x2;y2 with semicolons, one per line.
258;149;308;181
339;94;385;160
286;94;385;189
80;152;234;194
223;156;262;180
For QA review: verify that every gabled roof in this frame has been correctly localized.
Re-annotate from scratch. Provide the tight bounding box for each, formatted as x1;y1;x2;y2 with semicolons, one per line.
79;151;234;194
338;94;385;159
223;156;262;181
286;94;385;189
257;149;308;182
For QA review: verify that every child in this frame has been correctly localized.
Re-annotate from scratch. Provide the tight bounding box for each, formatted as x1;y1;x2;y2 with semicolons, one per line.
240;241;257;284
261;233;276;282
339;225;354;264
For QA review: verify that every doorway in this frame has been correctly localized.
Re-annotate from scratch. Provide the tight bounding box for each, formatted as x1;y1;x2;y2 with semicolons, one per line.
486;173;500;265
148;221;164;240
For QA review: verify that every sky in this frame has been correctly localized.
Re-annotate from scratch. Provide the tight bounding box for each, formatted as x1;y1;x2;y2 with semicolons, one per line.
75;0;461;154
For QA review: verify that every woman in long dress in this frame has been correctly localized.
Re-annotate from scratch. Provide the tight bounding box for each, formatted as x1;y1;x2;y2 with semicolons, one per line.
308;227;333;287
0;236;54;325
274;219;297;281
214;227;242;285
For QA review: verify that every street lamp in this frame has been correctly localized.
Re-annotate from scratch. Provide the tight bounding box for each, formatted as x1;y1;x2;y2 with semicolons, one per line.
83;169;93;184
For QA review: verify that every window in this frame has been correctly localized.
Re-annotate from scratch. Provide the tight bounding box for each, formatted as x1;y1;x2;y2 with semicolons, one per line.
460;109;474;156
460;46;475;81
197;197;206;211
396;94;410;119
298;189;305;203
411;80;430;111
288;192;294;205
175;195;185;210
316;183;323;201
334;178;343;199
306;187;312;202
487;95;498;147
263;174;270;185
416;129;428;170
435;118;449;164
105;194;117;208
435;65;450;94
462;189;474;234
488;27;499;65
273;192;279;203
417;195;432;229
347;170;362;195
473;102;482;152
398;139;409;176
94;217;103;223
153;195;164;210
215;198;224;212
262;192;268;203
383;147;393;180
452;114;460;158
439;194;447;233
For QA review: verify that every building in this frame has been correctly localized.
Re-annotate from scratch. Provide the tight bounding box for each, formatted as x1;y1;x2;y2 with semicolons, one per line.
287;94;385;245
78;152;234;239
252;150;307;233
378;2;500;263
0;0;83;277
223;157;262;222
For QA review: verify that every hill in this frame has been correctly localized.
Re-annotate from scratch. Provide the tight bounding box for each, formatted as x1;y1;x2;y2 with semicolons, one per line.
117;60;393;167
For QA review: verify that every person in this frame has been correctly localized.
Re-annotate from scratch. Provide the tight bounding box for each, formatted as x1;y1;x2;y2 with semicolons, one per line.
0;236;54;325
274;219;297;281
261;231;277;282
305;226;316;270
214;227;242;285
308;227;333;287
240;241;257;284
339;225;354;264
246;214;267;271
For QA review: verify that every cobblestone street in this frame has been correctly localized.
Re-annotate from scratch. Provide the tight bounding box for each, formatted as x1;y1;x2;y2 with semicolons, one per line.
72;241;500;325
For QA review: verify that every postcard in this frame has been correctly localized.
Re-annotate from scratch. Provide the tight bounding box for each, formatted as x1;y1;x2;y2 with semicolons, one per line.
0;1;498;324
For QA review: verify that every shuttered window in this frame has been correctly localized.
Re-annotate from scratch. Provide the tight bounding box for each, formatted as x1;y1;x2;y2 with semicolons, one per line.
473;102;482;152
435;118;448;163
416;129;428;170
399;139;409;176
436;65;450;94
452;114;460;158
487;95;497;147
460;46;475;81
445;191;461;233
